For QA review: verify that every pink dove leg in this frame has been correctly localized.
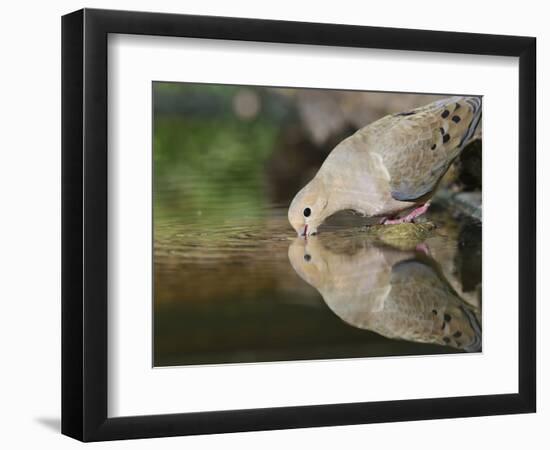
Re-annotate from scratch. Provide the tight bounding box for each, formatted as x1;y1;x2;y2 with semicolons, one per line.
383;202;430;225
415;242;431;256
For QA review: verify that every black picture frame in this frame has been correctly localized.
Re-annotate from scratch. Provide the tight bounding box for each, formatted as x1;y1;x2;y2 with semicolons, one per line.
62;8;536;442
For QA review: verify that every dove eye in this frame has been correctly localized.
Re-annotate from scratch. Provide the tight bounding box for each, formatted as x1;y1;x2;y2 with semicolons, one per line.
304;254;311;262
303;207;311;217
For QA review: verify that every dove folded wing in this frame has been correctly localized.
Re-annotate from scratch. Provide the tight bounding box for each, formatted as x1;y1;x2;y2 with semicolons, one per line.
360;96;482;202
387;259;481;350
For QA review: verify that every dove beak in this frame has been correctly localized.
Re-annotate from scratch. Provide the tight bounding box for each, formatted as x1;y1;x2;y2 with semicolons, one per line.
298;224;318;238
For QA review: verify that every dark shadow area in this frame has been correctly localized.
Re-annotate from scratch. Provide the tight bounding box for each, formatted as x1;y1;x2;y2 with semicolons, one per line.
35;417;61;433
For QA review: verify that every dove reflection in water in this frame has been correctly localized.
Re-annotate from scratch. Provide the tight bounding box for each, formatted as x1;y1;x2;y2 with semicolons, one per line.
288;237;481;352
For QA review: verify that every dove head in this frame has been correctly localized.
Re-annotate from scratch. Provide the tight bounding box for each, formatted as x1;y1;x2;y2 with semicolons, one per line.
288;177;329;237
288;237;328;288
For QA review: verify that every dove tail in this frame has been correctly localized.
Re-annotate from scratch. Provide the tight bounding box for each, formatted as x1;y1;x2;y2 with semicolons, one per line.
458;96;482;149
460;304;482;353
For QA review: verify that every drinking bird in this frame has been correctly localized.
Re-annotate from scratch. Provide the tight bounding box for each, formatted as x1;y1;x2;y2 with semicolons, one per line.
288;96;482;236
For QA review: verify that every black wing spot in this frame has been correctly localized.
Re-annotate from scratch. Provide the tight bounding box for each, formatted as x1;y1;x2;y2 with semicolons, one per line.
396;111;415;116
444;313;452;322
441;110;450;118
439;127;445;135
454;102;461;111
431;144;436;150
443;337;451;344
453;331;462;338
452;115;461;123
443;134;450;143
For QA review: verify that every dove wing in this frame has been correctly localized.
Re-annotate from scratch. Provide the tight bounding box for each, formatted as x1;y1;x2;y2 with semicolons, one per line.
360;96;482;202
387;259;481;350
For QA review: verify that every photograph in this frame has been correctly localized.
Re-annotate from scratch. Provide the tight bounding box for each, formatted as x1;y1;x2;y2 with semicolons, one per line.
0;0;542;446
153;83;483;367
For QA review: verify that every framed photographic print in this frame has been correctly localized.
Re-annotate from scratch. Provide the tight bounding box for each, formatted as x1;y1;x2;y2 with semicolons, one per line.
61;8;536;441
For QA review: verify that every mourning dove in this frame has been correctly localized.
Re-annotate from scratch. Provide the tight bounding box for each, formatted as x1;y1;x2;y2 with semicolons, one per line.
288;96;482;236
288;237;481;352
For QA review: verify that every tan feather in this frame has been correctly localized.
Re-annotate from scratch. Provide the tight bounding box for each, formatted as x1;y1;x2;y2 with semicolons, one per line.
288;237;481;351
356;96;482;201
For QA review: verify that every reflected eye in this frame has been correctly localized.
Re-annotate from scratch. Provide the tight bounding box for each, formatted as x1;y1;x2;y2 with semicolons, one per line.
304;254;311;262
303;207;311;217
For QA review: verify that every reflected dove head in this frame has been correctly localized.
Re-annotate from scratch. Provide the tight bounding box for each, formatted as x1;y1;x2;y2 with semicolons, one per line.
288;177;329;237
287;237;328;287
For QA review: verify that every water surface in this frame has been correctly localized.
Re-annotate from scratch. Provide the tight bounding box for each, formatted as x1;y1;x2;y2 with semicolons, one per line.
154;200;481;367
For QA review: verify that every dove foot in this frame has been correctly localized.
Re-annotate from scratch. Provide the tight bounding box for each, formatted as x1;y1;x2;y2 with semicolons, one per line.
383;203;430;225
415;242;431;256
